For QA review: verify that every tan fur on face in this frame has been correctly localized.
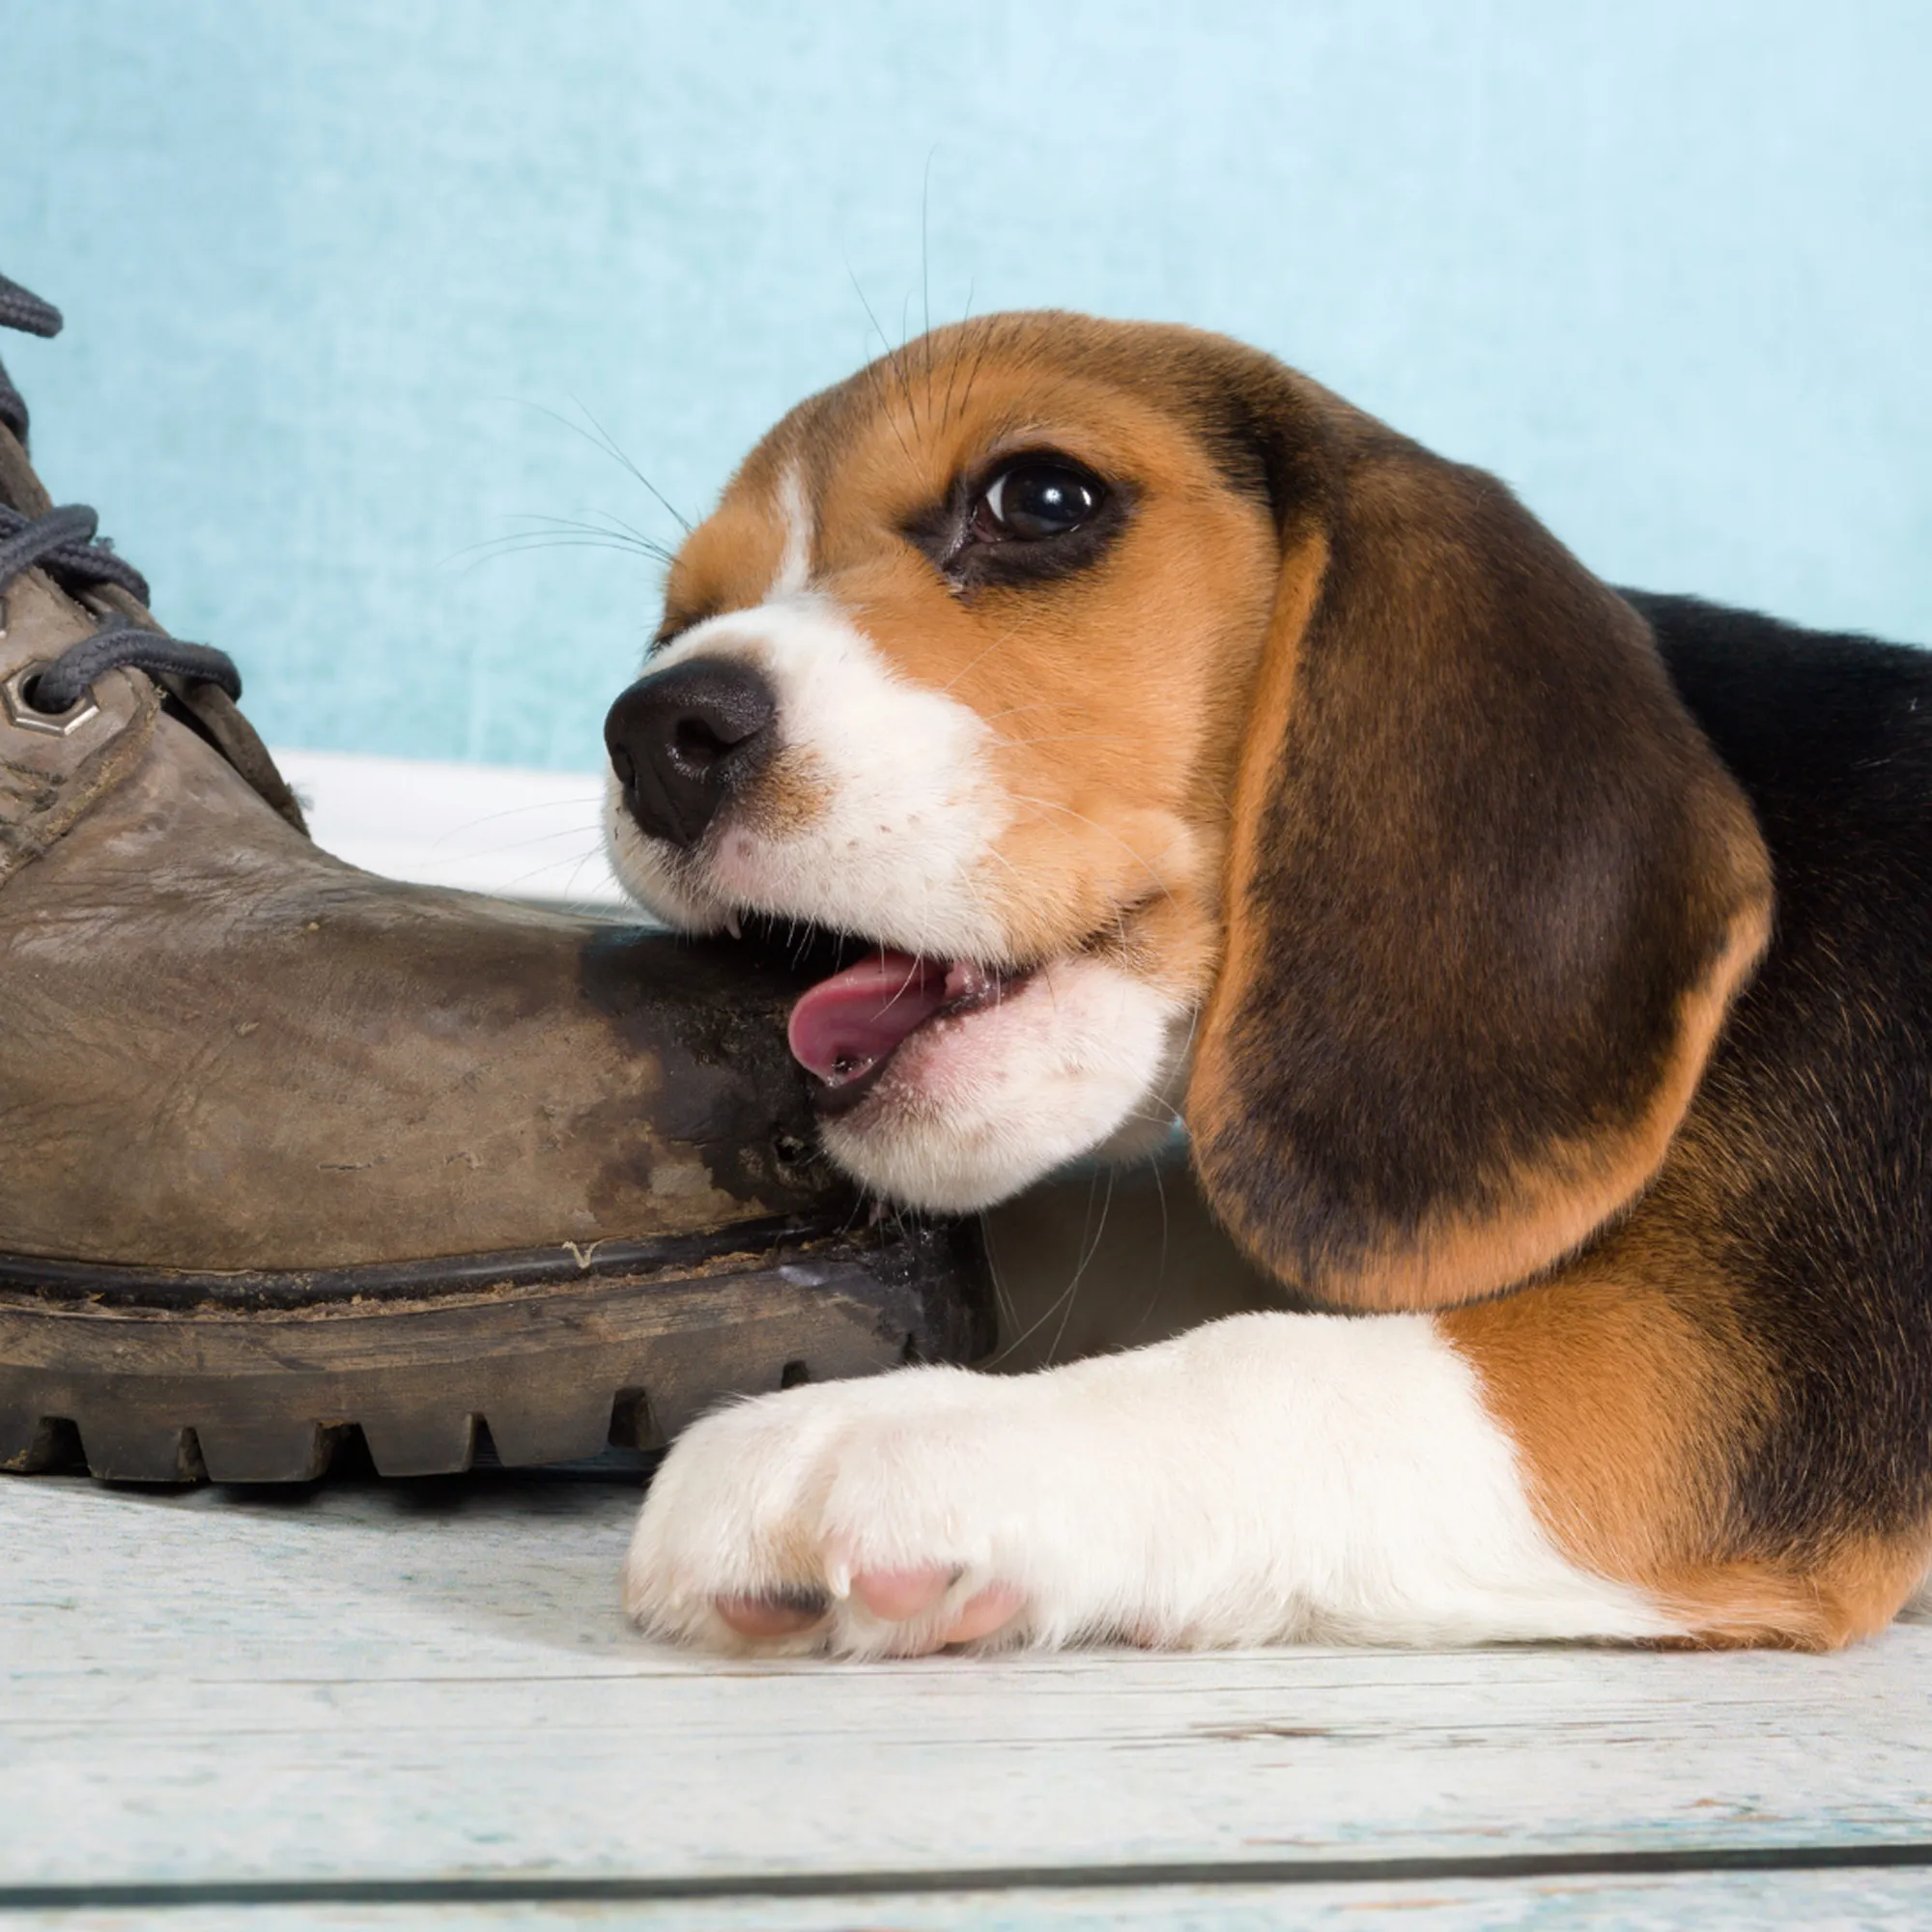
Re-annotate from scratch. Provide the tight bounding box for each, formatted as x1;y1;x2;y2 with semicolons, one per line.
643;317;1777;1310
657;322;1284;1004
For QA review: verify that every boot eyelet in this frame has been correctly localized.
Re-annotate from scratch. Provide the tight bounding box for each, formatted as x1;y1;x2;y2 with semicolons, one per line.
3;662;100;737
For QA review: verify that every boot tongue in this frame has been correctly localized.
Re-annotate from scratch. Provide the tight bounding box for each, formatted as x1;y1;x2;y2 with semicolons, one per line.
787;951;952;1085
0;396;53;519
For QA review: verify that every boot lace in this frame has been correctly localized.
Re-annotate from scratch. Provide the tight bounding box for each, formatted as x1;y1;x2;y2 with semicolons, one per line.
0;271;242;718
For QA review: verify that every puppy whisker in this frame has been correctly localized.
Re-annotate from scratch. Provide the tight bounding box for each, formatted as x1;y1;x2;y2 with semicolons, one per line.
515;396;693;532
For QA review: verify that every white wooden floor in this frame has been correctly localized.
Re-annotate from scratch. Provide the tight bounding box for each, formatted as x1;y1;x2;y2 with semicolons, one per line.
8;1465;1932;1930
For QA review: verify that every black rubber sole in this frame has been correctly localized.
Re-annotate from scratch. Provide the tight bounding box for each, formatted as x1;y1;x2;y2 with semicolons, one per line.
0;1215;986;1484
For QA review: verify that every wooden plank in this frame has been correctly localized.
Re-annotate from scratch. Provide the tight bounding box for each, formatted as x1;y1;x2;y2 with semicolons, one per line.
6;1472;1932;1890
8;1869;1932;1930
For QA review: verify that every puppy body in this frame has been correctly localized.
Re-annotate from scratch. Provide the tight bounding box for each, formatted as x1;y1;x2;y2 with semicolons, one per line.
607;316;1932;1655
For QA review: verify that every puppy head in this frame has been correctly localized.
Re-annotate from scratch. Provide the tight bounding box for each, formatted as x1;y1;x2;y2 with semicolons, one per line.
606;313;1771;1305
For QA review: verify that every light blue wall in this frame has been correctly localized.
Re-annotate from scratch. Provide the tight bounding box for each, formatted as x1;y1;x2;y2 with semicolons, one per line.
3;0;1927;769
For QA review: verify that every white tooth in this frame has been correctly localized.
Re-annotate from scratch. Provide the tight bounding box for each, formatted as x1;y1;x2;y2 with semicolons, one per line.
724;910;743;939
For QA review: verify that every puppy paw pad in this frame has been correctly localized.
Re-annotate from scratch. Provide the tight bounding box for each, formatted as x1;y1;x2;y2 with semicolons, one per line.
943;1582;1027;1644
715;1589;831;1638
851;1565;955;1621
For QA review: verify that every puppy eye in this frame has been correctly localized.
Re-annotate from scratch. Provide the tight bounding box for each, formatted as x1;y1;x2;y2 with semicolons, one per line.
972;457;1106;543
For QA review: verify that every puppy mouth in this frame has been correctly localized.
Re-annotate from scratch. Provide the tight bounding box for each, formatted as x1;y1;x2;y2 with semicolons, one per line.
786;948;1033;1117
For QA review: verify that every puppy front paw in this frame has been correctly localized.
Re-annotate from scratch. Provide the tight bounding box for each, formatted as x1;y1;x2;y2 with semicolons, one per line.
623;1367;1101;1657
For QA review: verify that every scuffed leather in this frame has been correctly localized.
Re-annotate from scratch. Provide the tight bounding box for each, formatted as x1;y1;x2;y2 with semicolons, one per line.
0;411;835;1269
0;441;837;1271
0;711;834;1268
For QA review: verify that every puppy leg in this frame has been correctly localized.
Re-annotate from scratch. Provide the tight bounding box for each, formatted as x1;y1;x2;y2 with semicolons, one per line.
623;1309;1682;1657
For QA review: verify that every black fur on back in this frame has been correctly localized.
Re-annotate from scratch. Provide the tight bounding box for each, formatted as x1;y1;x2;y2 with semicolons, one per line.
1625;591;1932;1554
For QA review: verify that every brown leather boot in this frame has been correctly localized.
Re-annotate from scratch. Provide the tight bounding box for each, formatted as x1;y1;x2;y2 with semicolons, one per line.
0;272;984;1484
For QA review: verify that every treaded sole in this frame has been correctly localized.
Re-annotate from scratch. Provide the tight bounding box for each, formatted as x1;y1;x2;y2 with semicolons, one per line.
0;1220;984;1484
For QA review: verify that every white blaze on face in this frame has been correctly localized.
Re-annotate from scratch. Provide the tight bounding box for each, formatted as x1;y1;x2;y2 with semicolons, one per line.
770;461;812;597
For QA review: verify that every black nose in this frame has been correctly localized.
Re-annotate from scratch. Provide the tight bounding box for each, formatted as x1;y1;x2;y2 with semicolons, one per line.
605;657;779;849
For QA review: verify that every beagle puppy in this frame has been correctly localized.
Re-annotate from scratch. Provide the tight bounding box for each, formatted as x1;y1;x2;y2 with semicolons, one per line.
603;312;1932;1657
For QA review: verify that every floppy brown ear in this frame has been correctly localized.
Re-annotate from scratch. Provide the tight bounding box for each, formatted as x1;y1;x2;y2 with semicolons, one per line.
1183;382;1772;1312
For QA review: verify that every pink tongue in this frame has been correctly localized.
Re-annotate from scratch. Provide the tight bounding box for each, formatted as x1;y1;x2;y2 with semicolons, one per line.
787;951;952;1086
